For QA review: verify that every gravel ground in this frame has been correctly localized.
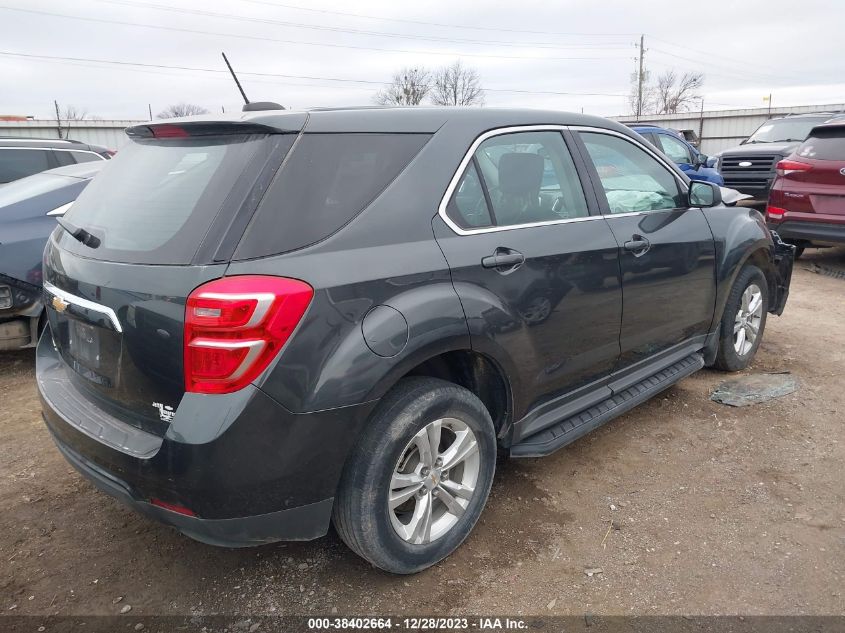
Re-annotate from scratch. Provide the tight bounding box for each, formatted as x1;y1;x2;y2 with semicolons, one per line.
1;247;843;618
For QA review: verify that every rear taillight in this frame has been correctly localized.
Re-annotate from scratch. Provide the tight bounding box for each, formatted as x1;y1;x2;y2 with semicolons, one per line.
775;159;812;176
766;205;787;221
184;275;313;394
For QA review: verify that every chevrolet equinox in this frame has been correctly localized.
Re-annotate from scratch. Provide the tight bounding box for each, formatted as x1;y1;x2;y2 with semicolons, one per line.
37;106;794;574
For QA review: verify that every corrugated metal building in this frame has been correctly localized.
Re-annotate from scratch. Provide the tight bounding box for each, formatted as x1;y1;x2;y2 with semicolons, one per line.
614;103;845;155
0;119;143;149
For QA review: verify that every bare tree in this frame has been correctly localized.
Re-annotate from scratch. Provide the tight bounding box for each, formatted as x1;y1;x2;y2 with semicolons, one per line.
61;105;90;121
431;60;484;106
156;103;211;119
653;70;704;114
374;68;430;106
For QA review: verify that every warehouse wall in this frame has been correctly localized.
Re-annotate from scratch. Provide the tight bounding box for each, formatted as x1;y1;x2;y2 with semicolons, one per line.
614;103;845;155
0;120;143;150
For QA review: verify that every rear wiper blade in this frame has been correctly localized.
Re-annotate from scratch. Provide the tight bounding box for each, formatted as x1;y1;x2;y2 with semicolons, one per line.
55;218;101;249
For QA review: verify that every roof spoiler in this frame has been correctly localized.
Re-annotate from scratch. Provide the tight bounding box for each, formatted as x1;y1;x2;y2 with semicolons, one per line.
125;120;285;139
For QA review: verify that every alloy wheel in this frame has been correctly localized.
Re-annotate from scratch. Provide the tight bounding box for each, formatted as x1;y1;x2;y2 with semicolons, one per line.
733;283;763;356
388;417;480;545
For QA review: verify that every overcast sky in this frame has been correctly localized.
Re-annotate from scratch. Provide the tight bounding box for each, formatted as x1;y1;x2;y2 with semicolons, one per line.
1;0;843;120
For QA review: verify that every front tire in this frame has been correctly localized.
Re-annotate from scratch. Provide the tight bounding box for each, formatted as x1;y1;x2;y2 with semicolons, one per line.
332;377;496;574
713;265;768;371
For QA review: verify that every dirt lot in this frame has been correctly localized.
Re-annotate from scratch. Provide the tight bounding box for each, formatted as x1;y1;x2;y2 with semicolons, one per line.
1;248;844;619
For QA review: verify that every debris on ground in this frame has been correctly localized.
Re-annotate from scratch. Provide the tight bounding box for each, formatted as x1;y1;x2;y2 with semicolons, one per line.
710;373;798;407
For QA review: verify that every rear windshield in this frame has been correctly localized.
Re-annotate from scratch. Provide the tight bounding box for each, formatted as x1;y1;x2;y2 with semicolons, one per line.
234;133;430;259
58;134;275;264
796;128;845;161
746;117;828;144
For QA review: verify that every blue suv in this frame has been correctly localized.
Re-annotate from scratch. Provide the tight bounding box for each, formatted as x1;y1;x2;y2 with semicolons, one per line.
629;124;723;185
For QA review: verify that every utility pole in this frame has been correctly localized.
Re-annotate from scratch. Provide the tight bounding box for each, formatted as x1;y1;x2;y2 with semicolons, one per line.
53;100;64;139
148;103;153;120
698;98;705;148
636;34;645;121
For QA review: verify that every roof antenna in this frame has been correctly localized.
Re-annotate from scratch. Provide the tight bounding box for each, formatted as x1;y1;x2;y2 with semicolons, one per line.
222;52;250;105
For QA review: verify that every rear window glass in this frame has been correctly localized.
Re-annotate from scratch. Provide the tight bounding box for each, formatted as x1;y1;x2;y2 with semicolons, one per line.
235;133;430;258
58;134;273;264
0;148;52;183
796;129;845;161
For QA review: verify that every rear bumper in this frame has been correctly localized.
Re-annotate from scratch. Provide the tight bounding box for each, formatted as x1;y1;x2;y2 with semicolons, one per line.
37;330;377;546
49;430;334;546
769;220;845;245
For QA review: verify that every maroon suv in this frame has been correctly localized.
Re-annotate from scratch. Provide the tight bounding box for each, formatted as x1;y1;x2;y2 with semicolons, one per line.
767;121;845;257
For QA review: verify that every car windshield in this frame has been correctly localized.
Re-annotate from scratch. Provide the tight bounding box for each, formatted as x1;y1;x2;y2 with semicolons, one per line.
0;173;74;208
746;118;829;144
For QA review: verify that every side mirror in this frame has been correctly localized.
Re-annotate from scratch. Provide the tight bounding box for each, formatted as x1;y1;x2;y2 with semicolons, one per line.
689;181;722;207
693;154;706;169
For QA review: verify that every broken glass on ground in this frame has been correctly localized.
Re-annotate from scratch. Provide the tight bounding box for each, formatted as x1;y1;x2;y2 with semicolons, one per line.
711;373;798;407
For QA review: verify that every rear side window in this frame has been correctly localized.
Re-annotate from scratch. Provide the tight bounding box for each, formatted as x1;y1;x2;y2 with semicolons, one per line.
0;148;52;183
70;151;102;164
235;133;430;258
796;129;845;160
445;130;589;230
59;134;276;264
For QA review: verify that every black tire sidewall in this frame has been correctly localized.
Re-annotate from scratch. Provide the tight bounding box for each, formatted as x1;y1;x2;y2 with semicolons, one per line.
336;378;496;574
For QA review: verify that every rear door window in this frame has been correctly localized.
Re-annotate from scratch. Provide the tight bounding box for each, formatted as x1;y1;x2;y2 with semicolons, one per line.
446;162;492;229
0;148;53;183
58;134;279;264
235;133;430;258
796;129;845;160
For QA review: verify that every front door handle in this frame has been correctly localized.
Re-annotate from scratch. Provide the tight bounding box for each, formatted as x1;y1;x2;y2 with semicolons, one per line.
481;248;525;271
624;236;650;256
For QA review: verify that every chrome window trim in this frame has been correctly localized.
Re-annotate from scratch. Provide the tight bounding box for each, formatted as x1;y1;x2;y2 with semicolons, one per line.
437;125;602;236
43;281;123;333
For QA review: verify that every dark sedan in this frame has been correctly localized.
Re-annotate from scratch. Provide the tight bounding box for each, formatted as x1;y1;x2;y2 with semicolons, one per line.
0;161;104;350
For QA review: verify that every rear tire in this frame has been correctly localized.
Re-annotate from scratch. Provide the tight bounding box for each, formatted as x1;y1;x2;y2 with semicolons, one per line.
713;265;768;372
332;377;496;574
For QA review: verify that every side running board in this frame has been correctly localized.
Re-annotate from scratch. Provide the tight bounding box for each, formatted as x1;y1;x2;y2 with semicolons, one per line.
510;353;704;458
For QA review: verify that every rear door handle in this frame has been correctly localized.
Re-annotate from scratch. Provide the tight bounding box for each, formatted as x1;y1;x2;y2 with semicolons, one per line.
481;248;525;270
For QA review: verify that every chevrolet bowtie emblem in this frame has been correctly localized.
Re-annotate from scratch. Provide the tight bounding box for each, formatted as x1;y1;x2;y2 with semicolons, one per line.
51;296;69;313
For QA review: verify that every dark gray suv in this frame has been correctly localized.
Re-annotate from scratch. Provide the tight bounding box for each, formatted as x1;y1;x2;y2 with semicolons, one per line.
37;107;793;573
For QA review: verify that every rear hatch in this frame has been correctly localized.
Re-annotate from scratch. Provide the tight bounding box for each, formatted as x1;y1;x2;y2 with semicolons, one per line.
787;125;845;217
43;119;300;435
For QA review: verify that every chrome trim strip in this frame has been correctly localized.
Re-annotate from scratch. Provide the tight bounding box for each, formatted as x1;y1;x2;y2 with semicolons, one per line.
436;124;689;236
0;147;105;158
43;281;123;333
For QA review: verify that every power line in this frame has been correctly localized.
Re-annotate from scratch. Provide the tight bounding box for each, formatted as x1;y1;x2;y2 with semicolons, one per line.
0;6;632;63
97;0;634;52
0;51;630;98
236;0;637;38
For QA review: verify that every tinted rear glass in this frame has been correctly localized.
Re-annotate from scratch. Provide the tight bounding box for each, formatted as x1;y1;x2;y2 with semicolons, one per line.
0;148;51;183
235;133;430;258
58;134;273;264
796;128;845;160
